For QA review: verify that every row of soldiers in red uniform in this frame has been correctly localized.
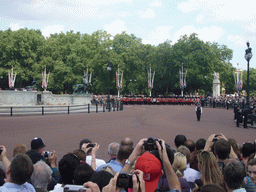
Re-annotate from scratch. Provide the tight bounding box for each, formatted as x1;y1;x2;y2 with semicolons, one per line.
120;96;200;105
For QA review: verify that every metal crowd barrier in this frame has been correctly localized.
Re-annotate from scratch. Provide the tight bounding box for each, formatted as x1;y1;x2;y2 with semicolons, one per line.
0;102;124;117
202;101;235;109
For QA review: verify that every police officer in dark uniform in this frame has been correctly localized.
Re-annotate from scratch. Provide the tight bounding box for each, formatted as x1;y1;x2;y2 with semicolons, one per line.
226;99;230;110
195;103;202;121
201;97;205;107
234;103;238;121
236;105;242;127
213;99;216;108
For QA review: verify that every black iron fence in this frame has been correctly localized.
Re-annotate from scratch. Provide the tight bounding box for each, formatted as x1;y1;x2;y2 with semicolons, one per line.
0;102;123;116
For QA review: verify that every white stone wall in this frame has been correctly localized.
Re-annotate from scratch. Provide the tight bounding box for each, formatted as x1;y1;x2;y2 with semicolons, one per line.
41;92;72;105
72;95;91;105
0;91;38;106
0;90;91;106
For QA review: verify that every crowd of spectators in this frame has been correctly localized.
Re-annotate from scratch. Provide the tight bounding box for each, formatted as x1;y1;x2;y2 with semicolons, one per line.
0;133;256;192
91;94;256;115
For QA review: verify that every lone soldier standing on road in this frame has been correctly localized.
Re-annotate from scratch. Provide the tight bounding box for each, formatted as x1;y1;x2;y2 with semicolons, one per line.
195;103;203;121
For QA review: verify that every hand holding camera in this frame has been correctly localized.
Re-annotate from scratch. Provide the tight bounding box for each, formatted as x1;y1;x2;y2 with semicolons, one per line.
48;150;57;168
103;171;145;192
116;172;133;189
204;134;218;151
133;138;147;157
212;133;228;142
155;139;167;161
143;137;163;151
0;145;7;158
82;143;96;154
132;170;145;192
102;172;122;192
43;151;53;159
212;135;219;142
0;145;11;170
91;143;99;154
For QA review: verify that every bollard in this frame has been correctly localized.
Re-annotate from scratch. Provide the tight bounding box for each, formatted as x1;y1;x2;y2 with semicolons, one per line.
42;106;44;116
88;104;90;113
103;103;105;112
10;107;13;116
96;103;98;113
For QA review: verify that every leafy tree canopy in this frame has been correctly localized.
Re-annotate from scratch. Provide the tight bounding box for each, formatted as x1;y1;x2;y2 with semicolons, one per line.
0;29;241;96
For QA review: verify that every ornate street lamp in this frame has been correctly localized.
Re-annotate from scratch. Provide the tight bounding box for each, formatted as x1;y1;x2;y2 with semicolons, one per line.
130;77;136;96
106;62;111;111
244;42;253;128
244;42;253;105
204;75;207;96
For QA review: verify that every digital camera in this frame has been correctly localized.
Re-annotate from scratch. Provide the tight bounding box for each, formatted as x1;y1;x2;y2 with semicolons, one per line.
86;143;95;148
212;135;219;142
43;151;53;159
143;137;162;151
116;172;133;188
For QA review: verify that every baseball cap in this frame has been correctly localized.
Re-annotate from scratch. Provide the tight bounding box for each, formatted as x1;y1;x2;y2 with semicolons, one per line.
135;152;162;192
31;137;46;150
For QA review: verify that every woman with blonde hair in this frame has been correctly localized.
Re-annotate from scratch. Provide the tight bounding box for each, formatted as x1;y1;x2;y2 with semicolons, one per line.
195;150;224;189
172;152;192;192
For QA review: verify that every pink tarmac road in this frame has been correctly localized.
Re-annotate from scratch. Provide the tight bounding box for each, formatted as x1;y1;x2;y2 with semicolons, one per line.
1;105;255;161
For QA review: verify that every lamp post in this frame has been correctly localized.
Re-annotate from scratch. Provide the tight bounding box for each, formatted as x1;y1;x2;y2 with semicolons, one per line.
204;75;207;96
130;78;136;96
107;62;111;111
244;42;253;128
245;42;253;105
0;76;3;90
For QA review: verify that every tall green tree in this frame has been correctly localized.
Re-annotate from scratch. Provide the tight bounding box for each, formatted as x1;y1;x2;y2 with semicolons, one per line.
0;28;45;89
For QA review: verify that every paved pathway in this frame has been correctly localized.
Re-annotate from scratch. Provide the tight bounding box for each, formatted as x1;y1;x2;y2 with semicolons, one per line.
1;105;255;161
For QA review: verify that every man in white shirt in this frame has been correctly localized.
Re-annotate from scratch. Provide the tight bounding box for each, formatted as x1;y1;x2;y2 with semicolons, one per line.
79;138;106;169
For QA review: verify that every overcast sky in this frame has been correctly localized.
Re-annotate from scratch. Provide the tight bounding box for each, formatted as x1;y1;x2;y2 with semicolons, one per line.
1;0;255;70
